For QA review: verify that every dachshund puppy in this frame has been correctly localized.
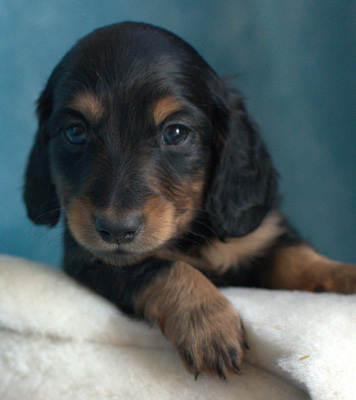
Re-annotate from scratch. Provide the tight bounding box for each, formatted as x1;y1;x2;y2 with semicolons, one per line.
24;22;356;380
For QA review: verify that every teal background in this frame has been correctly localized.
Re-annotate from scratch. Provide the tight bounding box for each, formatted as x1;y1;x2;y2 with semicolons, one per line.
1;1;355;267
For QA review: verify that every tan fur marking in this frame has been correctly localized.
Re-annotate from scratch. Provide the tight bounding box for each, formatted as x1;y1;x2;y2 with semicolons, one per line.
136;261;245;376
139;195;176;250
69;92;103;122
266;244;356;293
66;199;142;266
66;194;177;257
66;185;202;266
176;177;205;231
147;171;205;243
66;196;106;252
201;211;285;273
153;96;183;124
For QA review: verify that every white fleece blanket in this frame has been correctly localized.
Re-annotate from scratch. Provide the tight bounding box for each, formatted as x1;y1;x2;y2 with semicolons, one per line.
0;255;355;400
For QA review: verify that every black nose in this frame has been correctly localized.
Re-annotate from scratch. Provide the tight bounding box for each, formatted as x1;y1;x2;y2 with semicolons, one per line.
95;213;143;244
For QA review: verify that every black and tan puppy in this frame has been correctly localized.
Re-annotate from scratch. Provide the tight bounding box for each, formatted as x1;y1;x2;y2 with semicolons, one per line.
24;22;356;380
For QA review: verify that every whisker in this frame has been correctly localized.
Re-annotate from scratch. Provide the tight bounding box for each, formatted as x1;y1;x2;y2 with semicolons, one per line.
180;227;212;244
192;220;219;238
169;240;187;253
175;205;220;220
175;231;203;248
166;205;220;239
33;206;63;224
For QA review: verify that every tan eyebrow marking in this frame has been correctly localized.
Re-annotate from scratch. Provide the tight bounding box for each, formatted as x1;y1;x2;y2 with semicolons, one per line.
69;92;103;122
153;96;183;124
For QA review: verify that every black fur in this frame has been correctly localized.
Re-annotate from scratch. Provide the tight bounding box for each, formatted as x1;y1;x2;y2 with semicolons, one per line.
25;22;329;379
24;20;284;318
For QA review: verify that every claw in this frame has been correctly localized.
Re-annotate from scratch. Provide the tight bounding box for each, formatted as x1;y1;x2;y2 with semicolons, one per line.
194;371;199;381
232;359;240;374
180;346;194;369
243;341;250;350
228;346;241;372
218;370;227;382
215;358;227;381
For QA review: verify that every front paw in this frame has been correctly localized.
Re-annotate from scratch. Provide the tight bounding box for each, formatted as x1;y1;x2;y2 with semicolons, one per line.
164;296;246;380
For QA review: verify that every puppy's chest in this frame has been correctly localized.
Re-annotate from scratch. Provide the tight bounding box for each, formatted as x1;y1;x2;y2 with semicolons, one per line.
157;212;285;274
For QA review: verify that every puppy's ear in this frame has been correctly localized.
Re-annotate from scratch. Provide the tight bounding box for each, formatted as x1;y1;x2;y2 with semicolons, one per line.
206;85;278;239
23;69;61;226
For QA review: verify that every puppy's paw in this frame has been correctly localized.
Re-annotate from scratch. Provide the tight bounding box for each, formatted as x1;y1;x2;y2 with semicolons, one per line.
136;261;247;379
165;296;246;380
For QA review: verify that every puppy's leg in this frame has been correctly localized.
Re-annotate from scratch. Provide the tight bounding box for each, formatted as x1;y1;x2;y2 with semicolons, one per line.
263;244;356;294
136;261;245;380
66;254;245;379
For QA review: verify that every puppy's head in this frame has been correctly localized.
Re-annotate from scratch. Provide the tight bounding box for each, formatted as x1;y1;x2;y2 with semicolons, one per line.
24;22;278;264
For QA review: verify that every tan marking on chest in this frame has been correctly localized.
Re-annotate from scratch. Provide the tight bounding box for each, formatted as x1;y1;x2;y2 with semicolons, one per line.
201;211;285;273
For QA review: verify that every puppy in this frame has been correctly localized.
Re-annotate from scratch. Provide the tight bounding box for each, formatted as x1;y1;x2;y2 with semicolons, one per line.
24;22;356;380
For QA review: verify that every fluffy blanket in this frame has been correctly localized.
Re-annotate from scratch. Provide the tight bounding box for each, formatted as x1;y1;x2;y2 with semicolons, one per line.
1;255;355;400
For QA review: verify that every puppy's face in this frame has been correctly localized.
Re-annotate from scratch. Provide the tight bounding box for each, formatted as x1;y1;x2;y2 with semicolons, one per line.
25;23;278;265
44;24;219;262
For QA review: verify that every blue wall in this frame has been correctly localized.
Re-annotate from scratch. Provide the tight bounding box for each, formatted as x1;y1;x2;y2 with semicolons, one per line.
1;1;355;267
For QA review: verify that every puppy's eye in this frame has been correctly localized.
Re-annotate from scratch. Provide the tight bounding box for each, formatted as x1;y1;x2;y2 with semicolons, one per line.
162;125;189;146
63;126;88;145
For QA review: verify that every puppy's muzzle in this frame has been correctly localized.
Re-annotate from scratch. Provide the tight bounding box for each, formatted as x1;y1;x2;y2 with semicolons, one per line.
95;213;144;244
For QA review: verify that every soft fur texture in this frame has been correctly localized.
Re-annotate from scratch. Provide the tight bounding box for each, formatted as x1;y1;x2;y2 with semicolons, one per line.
1;255;356;399
23;22;356;379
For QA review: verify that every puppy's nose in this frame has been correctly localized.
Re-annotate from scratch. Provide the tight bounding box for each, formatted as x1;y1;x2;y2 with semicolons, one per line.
95;213;143;244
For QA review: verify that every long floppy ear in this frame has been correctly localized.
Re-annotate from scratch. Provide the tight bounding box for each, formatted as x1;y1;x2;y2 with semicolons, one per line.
206;85;279;239
23;69;61;226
